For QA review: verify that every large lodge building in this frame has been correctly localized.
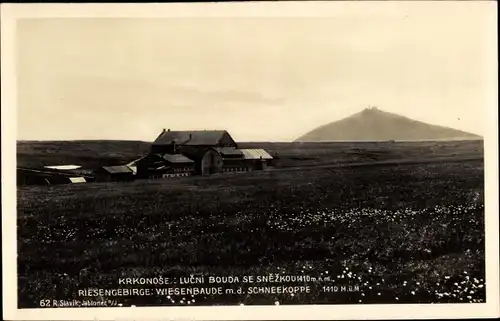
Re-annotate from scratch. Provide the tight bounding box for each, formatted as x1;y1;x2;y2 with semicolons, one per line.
17;129;274;186
130;129;274;179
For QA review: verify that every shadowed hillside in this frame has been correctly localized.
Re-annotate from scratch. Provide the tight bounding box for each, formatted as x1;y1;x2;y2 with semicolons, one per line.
295;108;482;142
17;140;151;169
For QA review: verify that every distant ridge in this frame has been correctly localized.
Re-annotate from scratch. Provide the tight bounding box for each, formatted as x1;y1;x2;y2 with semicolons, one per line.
295;107;482;142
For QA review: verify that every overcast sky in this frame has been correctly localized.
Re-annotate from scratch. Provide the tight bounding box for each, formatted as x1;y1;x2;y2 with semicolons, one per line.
16;3;495;141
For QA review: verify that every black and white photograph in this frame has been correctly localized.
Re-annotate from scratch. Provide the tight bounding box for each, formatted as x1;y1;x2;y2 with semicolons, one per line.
2;2;499;320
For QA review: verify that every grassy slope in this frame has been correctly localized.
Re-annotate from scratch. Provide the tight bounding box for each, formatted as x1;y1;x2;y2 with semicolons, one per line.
17;140;485;307
17;140;151;169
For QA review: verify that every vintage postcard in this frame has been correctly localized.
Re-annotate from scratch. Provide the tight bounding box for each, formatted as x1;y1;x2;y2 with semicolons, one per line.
2;2;499;320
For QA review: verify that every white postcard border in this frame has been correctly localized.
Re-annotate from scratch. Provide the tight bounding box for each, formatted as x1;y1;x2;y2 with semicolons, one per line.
2;2;499;320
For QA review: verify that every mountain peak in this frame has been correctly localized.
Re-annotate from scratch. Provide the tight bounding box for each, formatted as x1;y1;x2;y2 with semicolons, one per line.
295;108;481;142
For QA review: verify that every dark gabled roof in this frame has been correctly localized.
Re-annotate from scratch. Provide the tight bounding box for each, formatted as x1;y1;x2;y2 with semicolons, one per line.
162;154;194;164
101;165;133;174
214;147;243;157
153;130;230;146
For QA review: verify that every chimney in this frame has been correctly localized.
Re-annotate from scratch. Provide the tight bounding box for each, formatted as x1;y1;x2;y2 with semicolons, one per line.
162;128;166;133
168;128;171;131
189;134;192;140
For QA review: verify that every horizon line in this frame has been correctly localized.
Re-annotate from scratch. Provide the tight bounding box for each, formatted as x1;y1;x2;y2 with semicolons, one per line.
16;137;484;143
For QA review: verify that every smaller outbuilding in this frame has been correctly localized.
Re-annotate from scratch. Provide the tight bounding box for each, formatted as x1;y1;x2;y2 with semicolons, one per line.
215;147;247;172
135;153;195;179
240;149;273;170
178;147;223;176
17;167;93;186
94;165;135;182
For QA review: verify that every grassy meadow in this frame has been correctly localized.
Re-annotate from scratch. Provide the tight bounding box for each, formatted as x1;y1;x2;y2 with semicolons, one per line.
16;140;485;307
